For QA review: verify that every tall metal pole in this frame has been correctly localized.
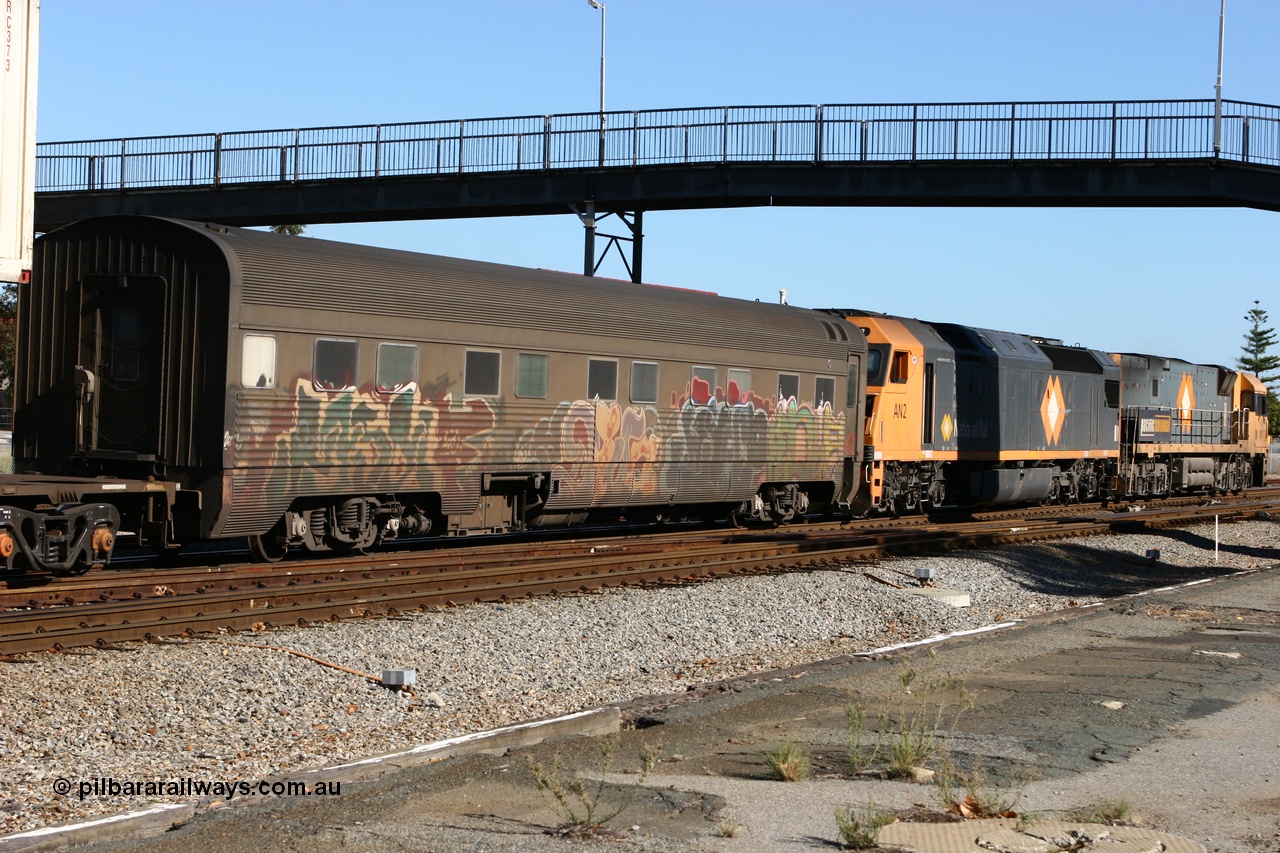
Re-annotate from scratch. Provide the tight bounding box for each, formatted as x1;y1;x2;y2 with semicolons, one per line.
1214;0;1225;155
588;0;606;165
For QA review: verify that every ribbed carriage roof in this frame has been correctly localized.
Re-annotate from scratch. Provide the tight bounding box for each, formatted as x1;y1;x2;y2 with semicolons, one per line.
182;220;845;356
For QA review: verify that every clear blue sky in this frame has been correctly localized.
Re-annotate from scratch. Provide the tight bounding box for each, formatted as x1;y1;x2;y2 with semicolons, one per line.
36;1;1280;369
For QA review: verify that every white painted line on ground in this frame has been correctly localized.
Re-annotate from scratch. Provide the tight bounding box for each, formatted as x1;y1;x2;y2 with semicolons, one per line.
0;803;189;845
299;706;611;774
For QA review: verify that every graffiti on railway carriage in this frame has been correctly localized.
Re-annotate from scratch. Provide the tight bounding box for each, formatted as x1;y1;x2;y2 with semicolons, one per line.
507;381;846;501
234;376;497;494
228;373;845;507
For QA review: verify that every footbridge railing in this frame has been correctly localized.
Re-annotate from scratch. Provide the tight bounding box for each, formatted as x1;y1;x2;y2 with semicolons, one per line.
36;99;1280;193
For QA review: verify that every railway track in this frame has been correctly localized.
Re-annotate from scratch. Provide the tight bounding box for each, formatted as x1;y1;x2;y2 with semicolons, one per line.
1;492;1275;657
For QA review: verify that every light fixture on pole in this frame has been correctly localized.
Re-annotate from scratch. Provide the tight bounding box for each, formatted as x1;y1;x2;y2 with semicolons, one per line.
1213;0;1225;155
587;0;606;165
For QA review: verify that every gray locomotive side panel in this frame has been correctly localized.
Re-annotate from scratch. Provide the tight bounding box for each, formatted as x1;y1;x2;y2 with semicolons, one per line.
899;318;958;453
1115;354;1234;445
1034;343;1122;454
930;323;1001;454
209;226;864;537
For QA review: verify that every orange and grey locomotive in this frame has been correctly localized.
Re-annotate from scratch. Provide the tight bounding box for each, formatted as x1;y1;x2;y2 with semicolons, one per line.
836;309;1270;514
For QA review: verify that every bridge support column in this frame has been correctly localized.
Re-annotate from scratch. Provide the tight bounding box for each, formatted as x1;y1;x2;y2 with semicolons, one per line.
573;204;643;283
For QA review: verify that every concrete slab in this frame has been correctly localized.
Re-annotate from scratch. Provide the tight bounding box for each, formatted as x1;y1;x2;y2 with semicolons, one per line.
877;818;1204;853
907;586;972;607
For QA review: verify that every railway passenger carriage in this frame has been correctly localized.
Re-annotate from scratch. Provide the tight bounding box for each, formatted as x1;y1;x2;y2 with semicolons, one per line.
11;216;866;571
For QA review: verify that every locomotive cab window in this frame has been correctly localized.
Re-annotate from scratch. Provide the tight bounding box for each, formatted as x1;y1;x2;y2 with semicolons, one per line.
778;372;799;402
865;346;887;384
516;353;549;398
890;351;910;384
587;359;618;401
315;339;358;391
727;369;751;405
630;361;659;403
464;350;501;397
241;334;277;389
815;376;837;407
376;343;418;393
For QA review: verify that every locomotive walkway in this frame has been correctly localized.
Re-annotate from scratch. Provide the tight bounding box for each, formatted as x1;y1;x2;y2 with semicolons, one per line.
32;98;1280;279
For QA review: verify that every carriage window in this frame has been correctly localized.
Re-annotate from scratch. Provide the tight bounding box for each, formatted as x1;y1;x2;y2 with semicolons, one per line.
587;359;618;401
727;369;751;405
314;339;358;391
377;343;417;393
241;334;277;389
778;372;799;402
692;366;717;405
107;307;142;382
516;353;549;398
816;376;837;407
1151;379;1159;397
464;350;501;397
890;351;909;384
630;361;658;403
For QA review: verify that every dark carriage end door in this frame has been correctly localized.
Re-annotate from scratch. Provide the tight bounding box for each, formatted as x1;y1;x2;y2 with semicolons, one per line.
78;275;166;459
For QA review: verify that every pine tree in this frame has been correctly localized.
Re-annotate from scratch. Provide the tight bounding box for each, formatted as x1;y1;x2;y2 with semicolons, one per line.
1237;301;1280;435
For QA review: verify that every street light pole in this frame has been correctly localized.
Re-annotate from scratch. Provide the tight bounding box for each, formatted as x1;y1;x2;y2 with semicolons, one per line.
588;0;606;165
1214;0;1225;155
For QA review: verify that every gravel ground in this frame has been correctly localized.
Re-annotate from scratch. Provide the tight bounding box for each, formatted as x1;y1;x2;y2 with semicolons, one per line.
2;517;1277;836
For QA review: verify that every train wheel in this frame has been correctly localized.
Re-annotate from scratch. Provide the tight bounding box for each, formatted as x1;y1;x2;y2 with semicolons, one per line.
248;520;289;563
248;535;287;563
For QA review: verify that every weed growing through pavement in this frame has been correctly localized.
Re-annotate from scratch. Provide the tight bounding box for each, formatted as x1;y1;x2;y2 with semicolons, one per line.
935;755;1038;819
763;740;812;782
834;802;896;849
1065;799;1135;824
845;698;878;773
846;651;973;778
712;817;743;837
525;737;661;836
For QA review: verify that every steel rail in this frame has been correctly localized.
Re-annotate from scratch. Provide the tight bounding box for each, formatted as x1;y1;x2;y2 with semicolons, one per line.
2;498;1274;657
4;489;1264;611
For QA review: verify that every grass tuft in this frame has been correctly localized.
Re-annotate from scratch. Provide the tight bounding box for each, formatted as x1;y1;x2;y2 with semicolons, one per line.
834;802;896;849
526;738;660;831
763;741;812;782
